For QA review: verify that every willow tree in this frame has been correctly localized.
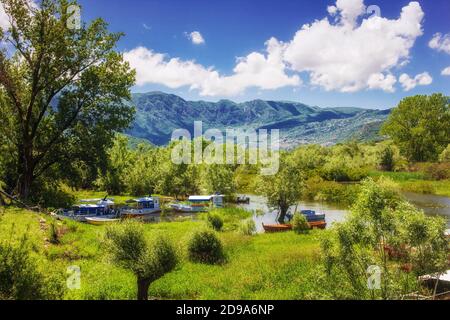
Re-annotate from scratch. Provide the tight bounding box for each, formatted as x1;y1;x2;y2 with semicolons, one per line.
0;0;135;200
259;153;304;223
381;94;450;162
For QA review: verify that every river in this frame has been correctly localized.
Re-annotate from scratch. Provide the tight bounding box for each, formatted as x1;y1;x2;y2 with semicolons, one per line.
237;192;450;232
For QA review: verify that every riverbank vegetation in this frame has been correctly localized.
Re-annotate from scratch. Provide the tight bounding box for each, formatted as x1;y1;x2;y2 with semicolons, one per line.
0;178;446;300
0;0;448;301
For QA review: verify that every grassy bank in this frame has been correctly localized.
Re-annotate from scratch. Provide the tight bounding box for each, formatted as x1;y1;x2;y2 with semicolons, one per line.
0;207;323;300
369;171;450;197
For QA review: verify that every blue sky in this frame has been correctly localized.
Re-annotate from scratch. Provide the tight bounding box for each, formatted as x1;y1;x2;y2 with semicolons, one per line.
78;0;449;109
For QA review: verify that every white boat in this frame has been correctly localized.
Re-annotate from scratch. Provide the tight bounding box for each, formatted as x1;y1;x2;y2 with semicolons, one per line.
56;198;116;222
170;195;224;213
85;215;120;225
121;197;161;220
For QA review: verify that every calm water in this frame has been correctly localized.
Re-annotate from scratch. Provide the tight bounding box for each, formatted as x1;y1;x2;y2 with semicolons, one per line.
237;192;450;232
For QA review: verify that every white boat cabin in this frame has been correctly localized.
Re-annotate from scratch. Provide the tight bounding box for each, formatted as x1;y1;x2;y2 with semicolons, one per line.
188;195;224;208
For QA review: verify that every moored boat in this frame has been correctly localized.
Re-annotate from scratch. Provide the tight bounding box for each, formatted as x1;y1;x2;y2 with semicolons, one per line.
236;195;250;204
170;194;224;213
262;223;293;233
55;197;116;222
308;220;327;229
85;216;120;225
262;220;327;233
301;210;326;222
121;197;161;220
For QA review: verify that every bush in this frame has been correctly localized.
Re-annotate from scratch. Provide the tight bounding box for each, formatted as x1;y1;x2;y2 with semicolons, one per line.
439;145;450;163
105;221;178;300
31;181;75;209
292;213;310;234
238;219;256;236
48;221;60;244
207;213;224;231
188;230;224;264
379;146;395;171
425;163;450;181
0;231;63;300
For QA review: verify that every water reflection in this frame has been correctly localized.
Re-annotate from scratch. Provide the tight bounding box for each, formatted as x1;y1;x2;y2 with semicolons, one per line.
237;195;348;233
237;192;450;232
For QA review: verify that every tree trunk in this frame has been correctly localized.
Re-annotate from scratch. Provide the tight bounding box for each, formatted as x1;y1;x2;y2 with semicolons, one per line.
16;141;35;201
137;278;151;300
277;204;289;224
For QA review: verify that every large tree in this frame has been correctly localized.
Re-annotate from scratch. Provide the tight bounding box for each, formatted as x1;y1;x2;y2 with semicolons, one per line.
260;153;304;223
381;94;450;162
0;0;135;200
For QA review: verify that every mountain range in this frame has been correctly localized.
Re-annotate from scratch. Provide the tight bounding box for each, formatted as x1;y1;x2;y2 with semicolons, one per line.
127;92;390;148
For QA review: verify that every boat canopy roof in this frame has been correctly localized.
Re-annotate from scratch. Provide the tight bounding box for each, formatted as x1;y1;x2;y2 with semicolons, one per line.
79;198;114;205
420;270;450;283
129;197;157;203
73;204;107;209
189;196;213;201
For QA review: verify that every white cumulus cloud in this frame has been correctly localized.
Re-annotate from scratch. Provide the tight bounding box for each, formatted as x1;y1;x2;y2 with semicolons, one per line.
441;66;450;76
367;73;397;93
0;3;10;30
124;38;300;97
283;1;424;93
186;31;205;45
124;0;426;96
399;72;433;91
429;33;450;55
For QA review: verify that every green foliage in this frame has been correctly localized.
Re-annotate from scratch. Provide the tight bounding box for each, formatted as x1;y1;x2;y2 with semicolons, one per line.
381;94;450;162
439;144;450;163
203;164;236;195
321;178;448;299
48;221;60;245
238;219;256;236
105;221;178;300
304;176;359;205
260;153;305;223
424;163;450;181
0;228;64;300
379;146;395;172
31;180;75;209
95;135;131;194
292;213;310;234
0;0;135;200
188;230;225;265
207;213;224;231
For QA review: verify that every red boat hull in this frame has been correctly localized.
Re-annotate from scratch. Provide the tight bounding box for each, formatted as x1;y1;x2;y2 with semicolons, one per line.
262;221;327;233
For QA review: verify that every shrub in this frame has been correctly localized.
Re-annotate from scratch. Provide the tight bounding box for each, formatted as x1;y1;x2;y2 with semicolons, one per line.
48;221;60;244
105;221;178;300
30;181;75;209
207;213;224;231
0;231;63;300
425;163;450;181
292;213;310;234
188;230;224;264
238;219;256;236
379;146;395;171
439;145;450;163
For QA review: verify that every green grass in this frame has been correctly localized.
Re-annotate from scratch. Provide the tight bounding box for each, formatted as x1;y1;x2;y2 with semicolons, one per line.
0;207;323;300
368;170;450;197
